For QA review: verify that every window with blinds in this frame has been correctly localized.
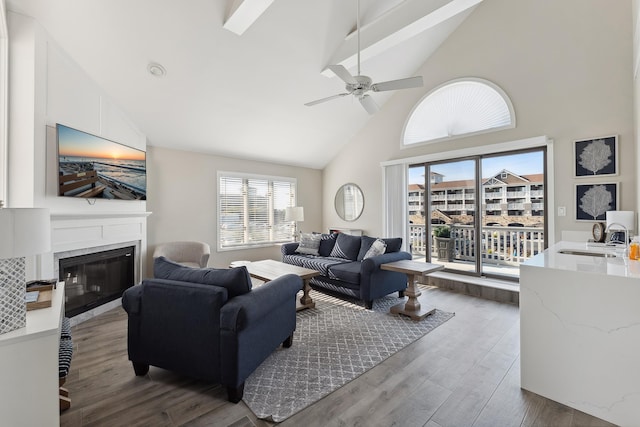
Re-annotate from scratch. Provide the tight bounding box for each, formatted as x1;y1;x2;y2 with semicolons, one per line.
218;172;296;249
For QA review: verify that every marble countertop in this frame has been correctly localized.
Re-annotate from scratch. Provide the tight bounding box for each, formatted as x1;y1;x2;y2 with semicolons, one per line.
522;240;640;279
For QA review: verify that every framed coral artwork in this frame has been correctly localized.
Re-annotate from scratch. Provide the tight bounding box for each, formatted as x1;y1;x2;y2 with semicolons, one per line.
574;135;618;177
575;183;618;221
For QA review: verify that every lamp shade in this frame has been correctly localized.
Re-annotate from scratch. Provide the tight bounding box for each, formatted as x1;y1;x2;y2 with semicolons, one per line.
0;208;51;259
285;206;304;222
605;210;635;233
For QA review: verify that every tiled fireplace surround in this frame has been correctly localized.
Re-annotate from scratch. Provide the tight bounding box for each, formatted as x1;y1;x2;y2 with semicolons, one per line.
40;212;150;326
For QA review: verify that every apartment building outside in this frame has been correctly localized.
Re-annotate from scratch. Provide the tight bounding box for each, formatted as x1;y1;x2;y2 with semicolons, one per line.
409;169;544;227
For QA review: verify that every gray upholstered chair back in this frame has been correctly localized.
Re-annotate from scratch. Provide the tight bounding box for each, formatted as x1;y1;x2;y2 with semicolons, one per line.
153;241;210;268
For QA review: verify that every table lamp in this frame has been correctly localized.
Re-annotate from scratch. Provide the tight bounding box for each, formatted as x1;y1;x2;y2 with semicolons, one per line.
285;206;304;241
0;207;51;334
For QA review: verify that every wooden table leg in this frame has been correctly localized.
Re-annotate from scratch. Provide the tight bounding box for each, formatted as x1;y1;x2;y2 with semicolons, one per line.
296;278;316;311
390;273;435;320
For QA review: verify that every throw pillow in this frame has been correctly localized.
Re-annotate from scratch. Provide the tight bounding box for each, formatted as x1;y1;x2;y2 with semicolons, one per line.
382;237;403;253
318;233;337;257
296;233;322;255
153;256;252;298
363;239;387;259
329;233;362;261
357;236;377;261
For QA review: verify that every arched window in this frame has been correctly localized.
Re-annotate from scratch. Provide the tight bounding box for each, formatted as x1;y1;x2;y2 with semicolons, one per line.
402;78;515;147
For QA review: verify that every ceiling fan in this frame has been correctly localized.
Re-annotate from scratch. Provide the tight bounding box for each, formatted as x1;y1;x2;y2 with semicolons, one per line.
305;0;424;114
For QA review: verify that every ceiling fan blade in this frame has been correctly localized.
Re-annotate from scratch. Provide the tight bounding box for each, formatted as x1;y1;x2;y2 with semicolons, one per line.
304;93;350;107
328;65;358;85
371;76;424;92
359;95;378;114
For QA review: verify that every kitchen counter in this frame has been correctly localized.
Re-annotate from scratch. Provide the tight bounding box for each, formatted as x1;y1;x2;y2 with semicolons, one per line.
523;240;640;278
520;241;640;426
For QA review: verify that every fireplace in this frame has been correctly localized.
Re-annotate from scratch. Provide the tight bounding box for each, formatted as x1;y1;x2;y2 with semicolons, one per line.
59;246;135;317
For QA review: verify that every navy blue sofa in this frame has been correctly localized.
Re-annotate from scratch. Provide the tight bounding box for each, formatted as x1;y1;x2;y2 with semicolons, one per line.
121;257;302;403
282;233;411;309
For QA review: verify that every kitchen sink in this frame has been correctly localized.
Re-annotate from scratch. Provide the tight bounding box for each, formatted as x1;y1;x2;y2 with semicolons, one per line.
557;249;617;258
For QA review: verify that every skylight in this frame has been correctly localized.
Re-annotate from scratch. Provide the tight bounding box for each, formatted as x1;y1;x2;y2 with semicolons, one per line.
402;78;515;146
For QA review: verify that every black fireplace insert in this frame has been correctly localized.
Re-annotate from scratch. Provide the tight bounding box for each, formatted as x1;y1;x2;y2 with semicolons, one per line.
59;246;135;317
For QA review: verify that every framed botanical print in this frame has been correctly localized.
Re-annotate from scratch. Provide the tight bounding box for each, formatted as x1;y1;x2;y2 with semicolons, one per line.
575;182;618;221
574;135;617;177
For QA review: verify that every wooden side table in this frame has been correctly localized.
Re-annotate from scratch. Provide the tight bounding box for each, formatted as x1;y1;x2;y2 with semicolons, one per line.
381;260;444;320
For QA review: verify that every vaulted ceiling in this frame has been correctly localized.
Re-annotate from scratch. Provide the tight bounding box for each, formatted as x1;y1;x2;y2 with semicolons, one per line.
7;0;481;169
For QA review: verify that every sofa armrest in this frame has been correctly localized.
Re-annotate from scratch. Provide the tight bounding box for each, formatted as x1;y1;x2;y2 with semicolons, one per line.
220;273;302;332
281;242;299;256
122;283;143;314
359;251;413;302
361;251;412;273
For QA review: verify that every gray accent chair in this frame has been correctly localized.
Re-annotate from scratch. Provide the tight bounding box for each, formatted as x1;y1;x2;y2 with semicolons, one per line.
153;241;211;268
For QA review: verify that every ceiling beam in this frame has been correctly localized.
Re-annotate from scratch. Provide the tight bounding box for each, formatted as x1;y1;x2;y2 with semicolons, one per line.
223;0;276;36
321;0;483;77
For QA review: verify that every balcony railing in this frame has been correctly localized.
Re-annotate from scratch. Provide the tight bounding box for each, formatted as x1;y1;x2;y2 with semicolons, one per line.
409;224;544;267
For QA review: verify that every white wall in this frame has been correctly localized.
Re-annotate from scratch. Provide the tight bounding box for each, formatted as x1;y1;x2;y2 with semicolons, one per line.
146;146;322;272
323;0;635;242
7;11;146;213
7;12;149;279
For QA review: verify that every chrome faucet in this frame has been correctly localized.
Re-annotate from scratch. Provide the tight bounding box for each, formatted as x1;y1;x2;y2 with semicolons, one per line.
605;222;629;255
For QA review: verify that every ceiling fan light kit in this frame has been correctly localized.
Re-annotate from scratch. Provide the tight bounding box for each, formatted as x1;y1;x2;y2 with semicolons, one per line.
305;0;424;114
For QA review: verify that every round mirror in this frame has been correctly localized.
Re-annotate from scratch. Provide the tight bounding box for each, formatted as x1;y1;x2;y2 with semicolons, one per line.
335;183;364;221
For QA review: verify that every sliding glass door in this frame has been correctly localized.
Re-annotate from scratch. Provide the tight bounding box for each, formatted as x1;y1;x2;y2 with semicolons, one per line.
428;159;478;273
479;151;545;278
408;148;546;280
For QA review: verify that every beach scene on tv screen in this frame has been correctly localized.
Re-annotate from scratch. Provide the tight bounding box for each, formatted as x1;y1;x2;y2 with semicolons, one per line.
58;124;146;200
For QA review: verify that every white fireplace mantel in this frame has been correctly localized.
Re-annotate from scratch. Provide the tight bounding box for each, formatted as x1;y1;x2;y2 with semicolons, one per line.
50;211;151;252
51;211;152;221
39;211;151;284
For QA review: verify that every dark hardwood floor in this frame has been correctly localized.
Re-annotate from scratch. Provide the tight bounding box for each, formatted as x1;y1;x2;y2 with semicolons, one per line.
60;287;615;427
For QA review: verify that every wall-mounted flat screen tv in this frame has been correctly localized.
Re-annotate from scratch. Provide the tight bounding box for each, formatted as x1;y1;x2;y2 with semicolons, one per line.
57;123;146;200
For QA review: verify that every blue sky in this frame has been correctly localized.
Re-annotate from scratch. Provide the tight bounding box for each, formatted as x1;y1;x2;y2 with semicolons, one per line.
409;151;543;184
58;124;145;161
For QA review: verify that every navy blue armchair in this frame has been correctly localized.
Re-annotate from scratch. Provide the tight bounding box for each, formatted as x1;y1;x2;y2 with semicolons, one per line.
121;259;301;403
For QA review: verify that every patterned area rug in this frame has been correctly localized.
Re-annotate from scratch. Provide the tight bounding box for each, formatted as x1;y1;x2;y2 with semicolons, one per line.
242;290;455;422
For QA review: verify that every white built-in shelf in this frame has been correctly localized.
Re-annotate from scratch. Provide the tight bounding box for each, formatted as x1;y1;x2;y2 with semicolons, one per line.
0;283;65;427
0;282;65;347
